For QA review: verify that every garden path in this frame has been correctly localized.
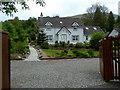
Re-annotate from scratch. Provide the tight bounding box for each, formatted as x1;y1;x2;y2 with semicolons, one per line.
24;46;40;61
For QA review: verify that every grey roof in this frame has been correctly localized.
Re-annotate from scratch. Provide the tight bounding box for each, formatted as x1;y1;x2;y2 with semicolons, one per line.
38;17;85;28
83;26;102;36
114;28;120;32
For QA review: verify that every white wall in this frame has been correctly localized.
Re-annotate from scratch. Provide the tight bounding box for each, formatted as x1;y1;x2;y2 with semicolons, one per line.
69;28;84;44
43;27;84;44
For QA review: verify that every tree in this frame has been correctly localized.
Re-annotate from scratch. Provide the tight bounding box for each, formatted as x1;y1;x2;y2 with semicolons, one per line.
84;3;109;27
37;29;46;46
2;17;29;54
115;16;120;27
90;32;104;50
0;0;45;16
93;7;102;26
107;11;115;32
23;17;38;42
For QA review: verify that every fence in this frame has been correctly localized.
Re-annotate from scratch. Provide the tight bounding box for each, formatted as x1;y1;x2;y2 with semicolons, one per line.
0;31;10;89
100;37;120;81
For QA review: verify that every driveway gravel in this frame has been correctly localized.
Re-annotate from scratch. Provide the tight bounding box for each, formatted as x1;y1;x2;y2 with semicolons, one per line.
11;58;107;88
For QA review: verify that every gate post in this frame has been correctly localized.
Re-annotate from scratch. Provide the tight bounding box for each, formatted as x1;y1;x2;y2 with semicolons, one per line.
0;31;10;89
100;37;114;82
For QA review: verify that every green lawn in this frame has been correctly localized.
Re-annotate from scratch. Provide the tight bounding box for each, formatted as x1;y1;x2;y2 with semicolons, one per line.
42;49;99;58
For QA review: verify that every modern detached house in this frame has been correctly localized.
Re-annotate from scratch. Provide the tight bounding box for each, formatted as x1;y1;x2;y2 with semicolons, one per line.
38;16;102;44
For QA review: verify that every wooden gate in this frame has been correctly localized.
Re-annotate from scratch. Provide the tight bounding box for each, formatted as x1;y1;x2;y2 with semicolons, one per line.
100;37;120;81
0;31;10;89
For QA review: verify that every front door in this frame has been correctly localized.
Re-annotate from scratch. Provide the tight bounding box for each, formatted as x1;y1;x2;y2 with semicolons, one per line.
61;34;67;42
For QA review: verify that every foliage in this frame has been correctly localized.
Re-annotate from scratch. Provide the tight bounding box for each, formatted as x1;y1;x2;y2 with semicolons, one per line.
40;41;49;49
93;7;102;26
2;17;29;54
59;41;67;48
23;17;38;42
90;32;104;50
83;42;90;49
85;3;109;26
107;11;115;32
42;49;99;58
54;41;60;48
115;16;120;27
74;42;83;48
1;0;45;16
87;49;94;57
37;29;47;46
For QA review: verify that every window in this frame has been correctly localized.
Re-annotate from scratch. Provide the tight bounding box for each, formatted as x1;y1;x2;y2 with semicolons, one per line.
86;36;88;41
45;22;52;30
46;25;51;30
72;22;79;31
72;35;79;41
73;26;77;31
46;35;53;42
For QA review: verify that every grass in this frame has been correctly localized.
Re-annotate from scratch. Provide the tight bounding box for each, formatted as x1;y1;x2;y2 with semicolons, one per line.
42;49;99;58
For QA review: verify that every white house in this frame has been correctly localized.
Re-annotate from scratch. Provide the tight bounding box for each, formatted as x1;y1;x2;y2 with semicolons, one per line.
109;28;120;37
38;16;102;44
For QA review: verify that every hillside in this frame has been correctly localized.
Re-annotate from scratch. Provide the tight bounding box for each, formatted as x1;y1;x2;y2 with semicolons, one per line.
69;13;119;20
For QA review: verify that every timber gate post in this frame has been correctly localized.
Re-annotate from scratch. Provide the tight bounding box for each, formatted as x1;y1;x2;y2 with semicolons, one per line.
0;31;10;89
100;37;114;82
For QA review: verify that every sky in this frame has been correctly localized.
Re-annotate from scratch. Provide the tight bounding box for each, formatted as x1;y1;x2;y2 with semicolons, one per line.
0;0;120;21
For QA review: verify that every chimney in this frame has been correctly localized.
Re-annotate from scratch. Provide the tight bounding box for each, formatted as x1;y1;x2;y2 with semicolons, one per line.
40;12;43;17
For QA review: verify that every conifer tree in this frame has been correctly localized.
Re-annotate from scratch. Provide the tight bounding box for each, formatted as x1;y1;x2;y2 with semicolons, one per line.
107;11;115;32
93;7;102;26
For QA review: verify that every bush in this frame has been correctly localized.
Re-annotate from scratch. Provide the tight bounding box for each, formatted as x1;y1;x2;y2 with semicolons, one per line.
68;43;74;49
40;41;49;49
83;42;90;49
59;41;67;48
72;50;80;57
59;49;68;57
90;32;104;50
87;49;94;57
72;50;90;57
54;41;60;48
74;43;83;48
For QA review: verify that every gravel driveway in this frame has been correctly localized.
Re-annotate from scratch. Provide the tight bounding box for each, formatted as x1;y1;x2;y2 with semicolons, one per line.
11;58;105;88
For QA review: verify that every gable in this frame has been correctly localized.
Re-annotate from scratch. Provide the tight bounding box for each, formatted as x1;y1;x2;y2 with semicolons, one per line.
56;26;71;35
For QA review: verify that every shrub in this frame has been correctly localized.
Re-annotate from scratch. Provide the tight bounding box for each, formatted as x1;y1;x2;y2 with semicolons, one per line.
90;32;104;50
87;49;94;57
83;42;90;49
74;43;83;48
80;51;89;57
40;41;49;49
72;50;90;57
68;43;74;49
54;41;60;48
72;50;80;57
59;41;67;48
59;49;68;57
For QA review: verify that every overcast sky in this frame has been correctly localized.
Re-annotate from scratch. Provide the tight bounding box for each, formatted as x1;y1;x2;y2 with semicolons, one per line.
0;0;120;21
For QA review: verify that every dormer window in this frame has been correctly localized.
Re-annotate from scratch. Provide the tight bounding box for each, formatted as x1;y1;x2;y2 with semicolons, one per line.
85;27;89;30
93;27;97;30
45;22;53;30
72;22;79;30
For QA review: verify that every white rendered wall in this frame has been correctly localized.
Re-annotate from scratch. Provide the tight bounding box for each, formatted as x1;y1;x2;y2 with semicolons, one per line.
43;27;84;44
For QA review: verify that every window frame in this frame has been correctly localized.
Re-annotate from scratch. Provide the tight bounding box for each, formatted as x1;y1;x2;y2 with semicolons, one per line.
72;35;79;41
46;35;53;42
